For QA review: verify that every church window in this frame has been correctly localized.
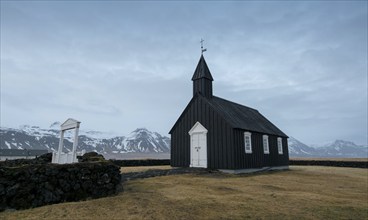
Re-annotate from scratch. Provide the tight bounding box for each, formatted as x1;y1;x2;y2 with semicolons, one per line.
278;137;283;154
244;132;252;153
263;135;269;154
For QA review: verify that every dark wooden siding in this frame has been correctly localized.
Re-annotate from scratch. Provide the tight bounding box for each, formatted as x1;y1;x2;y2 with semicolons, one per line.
282;138;290;166
193;78;213;98
171;96;235;169
233;129;289;169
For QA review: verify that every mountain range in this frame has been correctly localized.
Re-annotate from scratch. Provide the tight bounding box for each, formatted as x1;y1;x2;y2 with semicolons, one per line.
288;137;367;158
0;123;367;158
0;122;170;155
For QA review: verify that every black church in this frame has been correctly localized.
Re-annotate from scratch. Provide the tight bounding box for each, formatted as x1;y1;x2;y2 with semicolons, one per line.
169;55;289;173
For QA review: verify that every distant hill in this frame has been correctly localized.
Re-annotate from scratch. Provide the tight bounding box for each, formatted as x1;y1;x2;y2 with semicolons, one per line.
288;137;367;158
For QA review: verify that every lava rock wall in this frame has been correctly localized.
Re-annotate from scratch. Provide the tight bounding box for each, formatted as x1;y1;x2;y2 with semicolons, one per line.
289;159;367;168
0;161;121;211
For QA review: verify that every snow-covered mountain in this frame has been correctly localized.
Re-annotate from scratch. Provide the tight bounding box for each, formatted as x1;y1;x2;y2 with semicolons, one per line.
288;137;367;158
0;123;170;154
288;137;318;157
317;140;368;158
1;123;366;158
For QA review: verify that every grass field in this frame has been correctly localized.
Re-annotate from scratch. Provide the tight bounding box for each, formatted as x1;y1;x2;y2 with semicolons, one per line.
120;165;172;173
1;166;367;220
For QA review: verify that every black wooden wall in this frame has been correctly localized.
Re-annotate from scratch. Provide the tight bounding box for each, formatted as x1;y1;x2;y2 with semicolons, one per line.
233;129;289;169
170;96;235;169
193;78;213;98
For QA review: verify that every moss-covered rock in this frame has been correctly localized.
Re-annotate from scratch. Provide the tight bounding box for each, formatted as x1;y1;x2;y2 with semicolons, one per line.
79;152;106;162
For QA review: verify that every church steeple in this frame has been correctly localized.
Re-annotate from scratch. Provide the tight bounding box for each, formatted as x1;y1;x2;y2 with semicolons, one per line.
192;55;214;98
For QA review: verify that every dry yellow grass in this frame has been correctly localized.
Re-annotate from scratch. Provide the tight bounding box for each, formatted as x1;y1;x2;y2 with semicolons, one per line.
1;166;367;220
120;165;172;173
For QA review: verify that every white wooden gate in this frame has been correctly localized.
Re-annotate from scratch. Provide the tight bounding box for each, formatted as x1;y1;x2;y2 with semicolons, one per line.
188;122;207;168
52;118;80;164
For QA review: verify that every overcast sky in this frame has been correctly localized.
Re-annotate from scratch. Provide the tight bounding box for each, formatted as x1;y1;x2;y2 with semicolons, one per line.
1;1;367;145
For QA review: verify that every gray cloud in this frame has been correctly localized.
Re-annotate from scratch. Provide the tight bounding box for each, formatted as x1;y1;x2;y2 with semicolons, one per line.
1;1;367;145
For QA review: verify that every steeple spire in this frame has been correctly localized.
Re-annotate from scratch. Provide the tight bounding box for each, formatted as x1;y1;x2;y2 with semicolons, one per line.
192;55;213;81
192;55;214;98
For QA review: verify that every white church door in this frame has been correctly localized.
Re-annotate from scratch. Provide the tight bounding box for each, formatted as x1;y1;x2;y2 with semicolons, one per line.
188;122;208;168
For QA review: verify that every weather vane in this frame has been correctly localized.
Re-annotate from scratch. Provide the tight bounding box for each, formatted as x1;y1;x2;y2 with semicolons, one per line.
200;38;207;55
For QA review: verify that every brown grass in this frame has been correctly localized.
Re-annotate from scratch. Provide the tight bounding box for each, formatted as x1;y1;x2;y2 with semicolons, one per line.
1;166;367;220
120;165;172;173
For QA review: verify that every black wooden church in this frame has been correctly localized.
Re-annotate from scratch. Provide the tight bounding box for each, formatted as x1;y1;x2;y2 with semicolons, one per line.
169;54;289;172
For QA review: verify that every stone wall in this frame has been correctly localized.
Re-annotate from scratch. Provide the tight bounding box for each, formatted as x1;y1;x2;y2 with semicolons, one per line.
0;161;121;211
289;159;367;168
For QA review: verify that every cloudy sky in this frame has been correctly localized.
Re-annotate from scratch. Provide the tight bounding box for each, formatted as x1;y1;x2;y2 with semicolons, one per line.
1;1;367;145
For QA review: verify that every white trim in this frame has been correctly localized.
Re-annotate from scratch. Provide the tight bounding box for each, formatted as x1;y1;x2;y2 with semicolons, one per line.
263;135;269;154
277;137;283;154
244;132;252;154
61;118;80;131
188;121;208;135
189;122;208;168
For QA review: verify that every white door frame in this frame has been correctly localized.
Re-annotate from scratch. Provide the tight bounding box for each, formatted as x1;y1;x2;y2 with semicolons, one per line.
188;122;208;168
52;118;80;164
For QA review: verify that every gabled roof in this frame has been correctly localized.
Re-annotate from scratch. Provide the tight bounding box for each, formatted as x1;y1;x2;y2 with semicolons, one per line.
169;94;200;134
169;94;287;137
188;121;208;135
61;118;81;130
191;55;214;81
208;96;288;137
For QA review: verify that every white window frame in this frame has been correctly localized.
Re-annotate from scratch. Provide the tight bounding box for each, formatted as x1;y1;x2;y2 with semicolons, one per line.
244;132;252;154
277;137;283;154
263;135;269;154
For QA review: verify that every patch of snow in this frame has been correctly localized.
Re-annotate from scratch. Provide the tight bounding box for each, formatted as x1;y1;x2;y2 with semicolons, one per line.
82;130;120;139
50;121;61;129
5;141;11;149
300;149;311;155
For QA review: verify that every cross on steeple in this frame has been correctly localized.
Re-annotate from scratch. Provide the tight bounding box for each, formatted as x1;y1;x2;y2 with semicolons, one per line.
200;38;207;55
